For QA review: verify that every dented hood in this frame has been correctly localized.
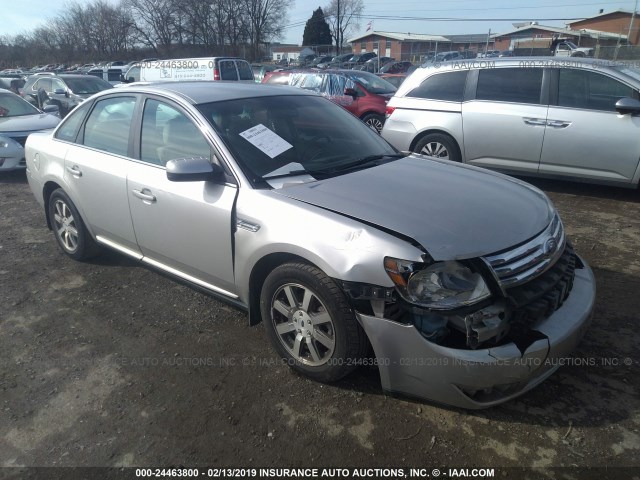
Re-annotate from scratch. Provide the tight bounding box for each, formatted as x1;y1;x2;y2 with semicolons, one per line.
275;156;553;260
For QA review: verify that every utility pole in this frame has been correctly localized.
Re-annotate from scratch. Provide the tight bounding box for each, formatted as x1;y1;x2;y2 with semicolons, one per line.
628;0;638;46
485;28;491;54
337;0;341;55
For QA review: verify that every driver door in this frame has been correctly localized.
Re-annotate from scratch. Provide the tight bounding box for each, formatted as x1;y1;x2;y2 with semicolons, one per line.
127;98;238;295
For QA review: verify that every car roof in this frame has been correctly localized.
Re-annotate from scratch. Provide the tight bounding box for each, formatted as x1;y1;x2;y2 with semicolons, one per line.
103;81;315;104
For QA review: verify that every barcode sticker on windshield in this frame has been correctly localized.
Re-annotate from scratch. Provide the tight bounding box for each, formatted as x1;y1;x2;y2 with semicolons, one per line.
239;124;292;159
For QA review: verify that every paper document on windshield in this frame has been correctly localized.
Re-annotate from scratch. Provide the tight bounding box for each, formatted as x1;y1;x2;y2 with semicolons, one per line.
264;162;316;189
239;124;293;159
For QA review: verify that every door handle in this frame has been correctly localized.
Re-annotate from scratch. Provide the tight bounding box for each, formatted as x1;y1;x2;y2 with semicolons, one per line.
132;189;157;203
546;120;571;128
66;165;82;177
523;117;547;126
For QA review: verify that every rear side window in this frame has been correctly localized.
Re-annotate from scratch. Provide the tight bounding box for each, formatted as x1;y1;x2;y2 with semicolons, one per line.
476;68;543;104
219;60;238;80
236;61;254;80
54;102;91;142
558;69;635;111
408;71;468;101
83;97;136;156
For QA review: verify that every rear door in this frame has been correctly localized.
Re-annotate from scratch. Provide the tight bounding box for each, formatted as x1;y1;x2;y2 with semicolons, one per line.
539;68;640;184
461;67;548;173
63;95;140;254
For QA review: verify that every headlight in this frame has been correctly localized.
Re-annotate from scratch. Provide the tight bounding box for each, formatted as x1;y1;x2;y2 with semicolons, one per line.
384;257;491;310
0;140;8;148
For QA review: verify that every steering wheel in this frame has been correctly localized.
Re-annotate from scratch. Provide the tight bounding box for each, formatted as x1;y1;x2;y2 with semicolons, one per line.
302;135;331;163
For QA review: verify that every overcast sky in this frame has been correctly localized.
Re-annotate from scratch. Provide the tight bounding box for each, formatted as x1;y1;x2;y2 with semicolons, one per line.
3;0;638;45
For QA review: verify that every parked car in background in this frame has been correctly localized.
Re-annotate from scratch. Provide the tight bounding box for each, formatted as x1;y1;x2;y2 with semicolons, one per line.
251;64;279;83
309;55;334;68
0;90;60;171
379;61;413;74
25;81;595;409
121;57;254;84
87;66;128;85
382;57;640;187
342;52;377;68
22;74;113;117
0;76;26;95
499;50;515;57
355;57;394;73
263;69;396;133
431;51;463;62
479;50;500;58
317;53;353;69
378;73;408;88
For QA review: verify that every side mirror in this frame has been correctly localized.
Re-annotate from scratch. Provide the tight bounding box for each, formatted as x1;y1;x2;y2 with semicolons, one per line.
42;104;60;116
615;97;640;116
344;87;358;98
166;156;225;182
53;88;66;95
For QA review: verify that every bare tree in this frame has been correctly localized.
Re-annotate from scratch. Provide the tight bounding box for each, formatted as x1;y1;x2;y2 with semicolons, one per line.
242;0;292;60
324;0;363;54
125;0;179;56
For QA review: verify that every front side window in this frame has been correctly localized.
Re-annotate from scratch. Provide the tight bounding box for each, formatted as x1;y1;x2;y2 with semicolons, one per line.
83;96;136;156
51;78;66;93
408;71;468;101
34;78;52;92
140;99;211;166
476;68;543;104
558;69;635;111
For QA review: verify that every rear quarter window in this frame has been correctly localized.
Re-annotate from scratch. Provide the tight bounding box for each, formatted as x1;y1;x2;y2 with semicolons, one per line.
408;71;468;101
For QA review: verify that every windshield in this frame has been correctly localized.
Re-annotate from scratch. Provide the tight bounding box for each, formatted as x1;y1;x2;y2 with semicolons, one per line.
197;95;400;187
347;72;397;94
64;76;113;95
614;66;640;83
0;91;42;117
565;41;578;49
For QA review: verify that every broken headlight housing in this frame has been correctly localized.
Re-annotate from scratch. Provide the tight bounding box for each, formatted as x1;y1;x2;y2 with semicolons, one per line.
384;257;491;310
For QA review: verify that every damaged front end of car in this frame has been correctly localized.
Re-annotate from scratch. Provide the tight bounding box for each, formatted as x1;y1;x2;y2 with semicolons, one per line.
342;213;595;409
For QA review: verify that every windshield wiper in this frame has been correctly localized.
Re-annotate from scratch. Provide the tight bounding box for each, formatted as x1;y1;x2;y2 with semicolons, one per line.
262;169;312;180
324;153;406;174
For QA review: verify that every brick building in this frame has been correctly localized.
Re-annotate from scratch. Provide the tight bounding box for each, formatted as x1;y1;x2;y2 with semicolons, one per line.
492;24;625;52
568;9;639;45
347;31;449;62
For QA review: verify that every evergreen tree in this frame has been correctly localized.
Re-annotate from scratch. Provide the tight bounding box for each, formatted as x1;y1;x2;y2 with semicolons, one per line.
302;7;332;46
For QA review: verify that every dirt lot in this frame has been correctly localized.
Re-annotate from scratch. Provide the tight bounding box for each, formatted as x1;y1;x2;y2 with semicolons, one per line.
0;170;639;477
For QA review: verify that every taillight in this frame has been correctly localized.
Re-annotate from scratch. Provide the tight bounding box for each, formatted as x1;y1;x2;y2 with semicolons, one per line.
385;106;396;118
213;68;220;80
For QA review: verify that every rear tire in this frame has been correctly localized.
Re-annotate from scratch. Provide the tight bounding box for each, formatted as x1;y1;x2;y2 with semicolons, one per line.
361;113;385;134
48;189;100;261
413;133;461;162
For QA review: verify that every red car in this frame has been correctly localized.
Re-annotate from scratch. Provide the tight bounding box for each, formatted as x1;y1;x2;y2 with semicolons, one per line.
262;69;396;133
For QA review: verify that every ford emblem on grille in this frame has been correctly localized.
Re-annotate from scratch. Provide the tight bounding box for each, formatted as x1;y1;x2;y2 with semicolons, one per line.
543;238;557;256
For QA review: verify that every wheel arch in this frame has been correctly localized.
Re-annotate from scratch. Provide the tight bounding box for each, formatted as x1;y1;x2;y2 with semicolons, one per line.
409;129;463;160
248;252;326;326
42;180;64;230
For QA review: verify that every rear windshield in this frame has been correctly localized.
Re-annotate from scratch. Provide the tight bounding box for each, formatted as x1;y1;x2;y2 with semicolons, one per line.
64;76;113;94
0;91;41;117
347;72;396;94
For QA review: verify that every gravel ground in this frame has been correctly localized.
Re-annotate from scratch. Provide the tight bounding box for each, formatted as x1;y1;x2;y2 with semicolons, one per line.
0;170;639;478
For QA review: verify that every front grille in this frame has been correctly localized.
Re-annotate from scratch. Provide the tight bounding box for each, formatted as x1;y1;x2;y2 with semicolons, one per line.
507;242;576;326
484;214;565;289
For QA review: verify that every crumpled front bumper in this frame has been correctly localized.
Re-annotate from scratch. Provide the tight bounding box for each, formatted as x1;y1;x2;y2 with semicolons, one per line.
357;259;595;409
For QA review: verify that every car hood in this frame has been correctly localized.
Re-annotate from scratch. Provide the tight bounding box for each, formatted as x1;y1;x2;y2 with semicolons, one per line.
0;113;60;133
274;156;553;260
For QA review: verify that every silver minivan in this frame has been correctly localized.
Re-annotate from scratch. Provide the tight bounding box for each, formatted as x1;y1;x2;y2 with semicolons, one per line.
382;57;640;187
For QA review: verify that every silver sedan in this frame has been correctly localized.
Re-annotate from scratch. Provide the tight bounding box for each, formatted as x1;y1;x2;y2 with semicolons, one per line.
25;82;595;409
0;90;59;171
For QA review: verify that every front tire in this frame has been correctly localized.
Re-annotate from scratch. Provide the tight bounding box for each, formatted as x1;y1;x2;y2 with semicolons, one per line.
48;189;99;260
260;262;368;382
413;133;461;162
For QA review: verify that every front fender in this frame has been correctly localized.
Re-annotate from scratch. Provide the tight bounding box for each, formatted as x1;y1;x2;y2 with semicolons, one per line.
233;189;424;305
